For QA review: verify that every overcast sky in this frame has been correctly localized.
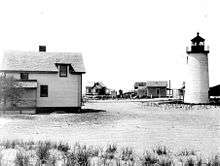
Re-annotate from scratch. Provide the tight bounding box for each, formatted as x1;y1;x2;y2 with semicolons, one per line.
0;0;219;91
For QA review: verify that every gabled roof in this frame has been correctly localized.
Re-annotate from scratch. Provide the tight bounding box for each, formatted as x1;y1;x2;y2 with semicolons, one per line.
145;81;167;87
135;81;167;88
0;50;85;73
86;82;106;88
134;82;146;87
94;82;106;88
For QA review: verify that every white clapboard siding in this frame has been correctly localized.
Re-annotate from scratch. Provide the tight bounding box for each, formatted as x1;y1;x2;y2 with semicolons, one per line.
7;70;82;107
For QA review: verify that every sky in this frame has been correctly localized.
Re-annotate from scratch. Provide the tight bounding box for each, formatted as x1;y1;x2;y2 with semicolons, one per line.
0;0;219;92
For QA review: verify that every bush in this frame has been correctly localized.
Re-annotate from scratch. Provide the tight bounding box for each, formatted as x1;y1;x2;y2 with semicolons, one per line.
87;146;100;157
178;149;196;156
104;144;117;159
141;151;159;166
66;144;90;166
121;147;134;161
57;142;70;153
0;140;219;166
1;140;18;149
15;152;30;166
158;157;172;166
48;155;57;166
36;141;51;164
207;155;220;166
153;145;169;156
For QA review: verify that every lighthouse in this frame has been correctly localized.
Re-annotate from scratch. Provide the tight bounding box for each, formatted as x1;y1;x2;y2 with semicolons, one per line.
184;32;209;104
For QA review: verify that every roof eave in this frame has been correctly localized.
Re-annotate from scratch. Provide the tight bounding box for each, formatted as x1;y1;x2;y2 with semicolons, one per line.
0;70;58;73
0;70;86;74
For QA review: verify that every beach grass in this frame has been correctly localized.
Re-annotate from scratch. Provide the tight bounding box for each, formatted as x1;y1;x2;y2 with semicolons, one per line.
0;140;219;166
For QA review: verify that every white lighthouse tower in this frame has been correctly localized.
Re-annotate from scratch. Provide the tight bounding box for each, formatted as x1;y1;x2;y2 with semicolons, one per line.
184;32;209;104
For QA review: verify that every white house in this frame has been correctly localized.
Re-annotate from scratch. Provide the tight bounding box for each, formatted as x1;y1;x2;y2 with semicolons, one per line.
0;46;85;113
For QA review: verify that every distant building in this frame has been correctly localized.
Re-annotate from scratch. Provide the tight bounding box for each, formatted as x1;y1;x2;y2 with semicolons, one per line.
209;85;220;97
134;81;168;98
0;46;85;113
86;82;107;96
86;82;117;99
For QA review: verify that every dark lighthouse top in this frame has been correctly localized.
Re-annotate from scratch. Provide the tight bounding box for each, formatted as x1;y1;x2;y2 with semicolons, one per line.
187;32;209;54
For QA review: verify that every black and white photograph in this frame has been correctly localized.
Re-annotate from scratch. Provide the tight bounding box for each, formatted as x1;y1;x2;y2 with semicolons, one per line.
0;0;219;165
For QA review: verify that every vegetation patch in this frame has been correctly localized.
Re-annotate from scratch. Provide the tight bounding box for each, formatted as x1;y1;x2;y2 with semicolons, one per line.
0;140;219;166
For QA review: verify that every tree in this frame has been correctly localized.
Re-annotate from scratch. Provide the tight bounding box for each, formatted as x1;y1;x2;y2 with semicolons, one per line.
0;75;24;112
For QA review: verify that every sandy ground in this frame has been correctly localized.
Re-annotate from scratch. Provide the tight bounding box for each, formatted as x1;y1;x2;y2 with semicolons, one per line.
0;101;219;157
0;118;11;128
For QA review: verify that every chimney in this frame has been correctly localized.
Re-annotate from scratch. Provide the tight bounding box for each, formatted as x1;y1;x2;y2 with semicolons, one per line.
39;45;46;52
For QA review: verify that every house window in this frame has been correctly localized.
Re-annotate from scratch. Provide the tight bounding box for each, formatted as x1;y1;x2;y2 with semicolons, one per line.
59;65;67;77
40;85;48;97
20;73;29;80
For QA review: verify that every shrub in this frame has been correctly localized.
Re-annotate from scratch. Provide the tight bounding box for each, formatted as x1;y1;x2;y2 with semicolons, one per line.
36;141;51;164
66;144;90;166
142;146;173;166
10;140;19;149
104;144;117;159
185;157;195;166
87;146;100;157
207;155;220;166
0;140;23;149
178;149;196;156
121;147;134;161
1;140;13;149
153;145;169;156
15;152;29;166
0;140;219;166
197;158;203;166
0;140;37;151
48;155;57;166
158;157;172;166
24;140;35;151
57;142;70;153
183;156;203;166
141;151;159;166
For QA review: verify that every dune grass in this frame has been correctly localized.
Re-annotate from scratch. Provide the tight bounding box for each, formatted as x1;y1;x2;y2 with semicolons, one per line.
0;140;219;166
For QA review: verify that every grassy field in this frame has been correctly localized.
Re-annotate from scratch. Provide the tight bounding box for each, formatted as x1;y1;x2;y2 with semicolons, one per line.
0;101;219;159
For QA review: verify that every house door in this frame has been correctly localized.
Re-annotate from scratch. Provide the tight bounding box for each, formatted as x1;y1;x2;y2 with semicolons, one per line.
157;89;160;98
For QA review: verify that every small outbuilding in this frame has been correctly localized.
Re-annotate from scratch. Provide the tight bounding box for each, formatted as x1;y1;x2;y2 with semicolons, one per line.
134;81;168;98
